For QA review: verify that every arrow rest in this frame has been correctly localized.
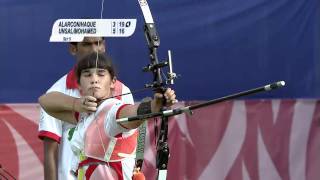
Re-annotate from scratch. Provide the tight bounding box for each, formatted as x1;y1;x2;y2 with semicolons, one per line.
142;50;178;90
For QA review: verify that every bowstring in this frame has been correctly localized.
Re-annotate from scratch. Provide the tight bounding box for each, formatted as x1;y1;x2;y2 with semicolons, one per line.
93;0;109;168
95;0;104;69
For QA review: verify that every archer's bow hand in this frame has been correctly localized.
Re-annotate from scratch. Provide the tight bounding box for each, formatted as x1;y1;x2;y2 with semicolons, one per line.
151;88;177;112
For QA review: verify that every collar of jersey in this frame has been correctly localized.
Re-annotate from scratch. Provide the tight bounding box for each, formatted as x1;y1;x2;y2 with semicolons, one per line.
66;67;78;89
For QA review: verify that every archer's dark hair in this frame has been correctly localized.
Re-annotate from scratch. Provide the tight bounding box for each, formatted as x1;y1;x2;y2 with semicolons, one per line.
76;53;115;83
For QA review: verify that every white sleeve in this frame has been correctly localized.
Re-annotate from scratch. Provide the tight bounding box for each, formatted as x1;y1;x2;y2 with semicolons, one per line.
38;75;68;142
38;107;63;142
103;99;136;137
47;75;68;93
121;84;134;105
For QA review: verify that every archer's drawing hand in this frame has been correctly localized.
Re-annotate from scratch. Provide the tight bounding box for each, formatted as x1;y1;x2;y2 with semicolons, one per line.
75;96;98;113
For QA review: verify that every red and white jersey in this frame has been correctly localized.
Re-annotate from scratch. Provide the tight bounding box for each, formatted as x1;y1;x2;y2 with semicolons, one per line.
71;98;137;180
38;68;134;180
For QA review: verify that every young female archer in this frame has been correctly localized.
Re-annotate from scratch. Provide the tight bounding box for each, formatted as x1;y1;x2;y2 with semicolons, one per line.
39;53;177;179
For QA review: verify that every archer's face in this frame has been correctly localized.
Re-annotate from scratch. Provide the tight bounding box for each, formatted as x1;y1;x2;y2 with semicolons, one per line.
70;37;106;62
79;68;115;99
